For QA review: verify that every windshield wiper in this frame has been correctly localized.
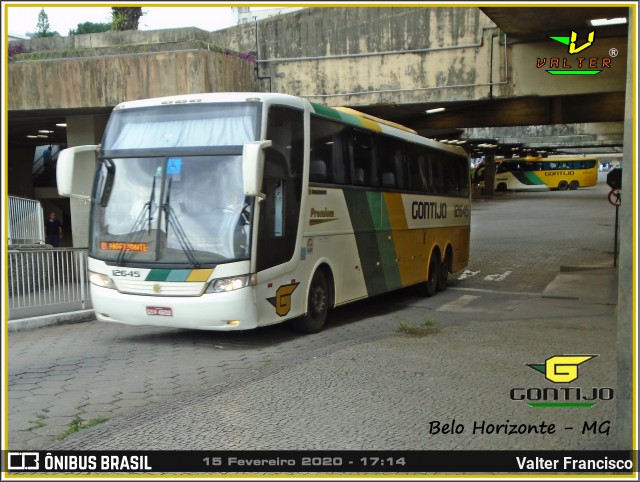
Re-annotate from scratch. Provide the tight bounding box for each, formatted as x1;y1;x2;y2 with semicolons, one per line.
162;178;201;268
115;201;150;266
115;179;156;266
148;176;156;234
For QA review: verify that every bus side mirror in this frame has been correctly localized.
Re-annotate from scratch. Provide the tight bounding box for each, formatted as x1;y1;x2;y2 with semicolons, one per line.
242;140;272;198
57;145;98;201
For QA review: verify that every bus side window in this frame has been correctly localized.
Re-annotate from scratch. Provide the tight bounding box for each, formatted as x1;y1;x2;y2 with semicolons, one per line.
309;116;349;184
428;155;444;194
394;148;407;190
376;135;398;189
331;134;349;184
350;130;375;186
412;153;429;192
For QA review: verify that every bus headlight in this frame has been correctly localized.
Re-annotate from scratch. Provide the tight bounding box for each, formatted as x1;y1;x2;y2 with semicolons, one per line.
206;274;255;293
89;271;116;289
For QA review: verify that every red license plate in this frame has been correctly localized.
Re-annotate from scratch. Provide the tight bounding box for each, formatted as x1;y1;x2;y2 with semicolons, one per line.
146;306;173;317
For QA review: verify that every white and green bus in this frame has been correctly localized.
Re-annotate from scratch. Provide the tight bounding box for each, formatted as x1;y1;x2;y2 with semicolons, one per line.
57;93;470;334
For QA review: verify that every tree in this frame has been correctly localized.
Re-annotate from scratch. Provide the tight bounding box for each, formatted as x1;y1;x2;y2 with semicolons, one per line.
69;22;112;36
111;7;144;31
34;8;58;37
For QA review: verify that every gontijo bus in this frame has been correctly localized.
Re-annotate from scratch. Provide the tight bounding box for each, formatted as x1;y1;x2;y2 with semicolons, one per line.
57;93;471;334
476;156;599;192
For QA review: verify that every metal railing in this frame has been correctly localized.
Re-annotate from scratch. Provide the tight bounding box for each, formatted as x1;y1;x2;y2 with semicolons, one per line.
8;248;91;319
8;195;45;246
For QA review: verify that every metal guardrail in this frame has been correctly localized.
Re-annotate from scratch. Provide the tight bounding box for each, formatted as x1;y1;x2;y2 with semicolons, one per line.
8;248;90;317
8;195;45;245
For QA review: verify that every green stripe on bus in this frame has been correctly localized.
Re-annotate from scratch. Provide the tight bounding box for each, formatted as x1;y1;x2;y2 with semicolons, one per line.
310;102;363;127
513;172;545;185
146;269;171;281
368;192;402;290
343;190;401;296
145;269;213;282
310;102;343;121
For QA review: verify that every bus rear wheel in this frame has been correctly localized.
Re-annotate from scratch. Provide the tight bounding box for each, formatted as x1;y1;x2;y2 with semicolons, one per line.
289;270;329;334
569;180;579;190
438;252;450;291
558;180;568;190
417;252;439;297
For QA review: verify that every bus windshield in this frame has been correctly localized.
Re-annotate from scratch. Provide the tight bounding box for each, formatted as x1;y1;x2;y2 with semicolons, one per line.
90;102;262;267
91;155;252;266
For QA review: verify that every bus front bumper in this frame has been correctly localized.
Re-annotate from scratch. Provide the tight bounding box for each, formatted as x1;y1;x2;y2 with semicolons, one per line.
90;285;259;331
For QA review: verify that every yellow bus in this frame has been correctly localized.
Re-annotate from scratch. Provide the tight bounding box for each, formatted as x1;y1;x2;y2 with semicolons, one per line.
477;156;599;192
57;93;471;334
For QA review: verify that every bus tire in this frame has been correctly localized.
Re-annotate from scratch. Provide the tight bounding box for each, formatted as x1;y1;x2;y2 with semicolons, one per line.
417;252;439;297
558;180;568;190
438;250;451;291
289;269;329;334
496;183;507;192
569;180;579;190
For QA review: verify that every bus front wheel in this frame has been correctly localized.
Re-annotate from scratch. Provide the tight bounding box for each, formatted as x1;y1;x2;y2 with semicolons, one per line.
290;270;329;334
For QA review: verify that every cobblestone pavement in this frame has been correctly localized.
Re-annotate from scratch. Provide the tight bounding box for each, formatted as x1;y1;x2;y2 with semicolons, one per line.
6;175;624;457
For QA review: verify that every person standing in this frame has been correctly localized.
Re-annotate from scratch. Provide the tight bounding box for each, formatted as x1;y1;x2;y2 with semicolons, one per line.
45;211;63;247
42;145;53;169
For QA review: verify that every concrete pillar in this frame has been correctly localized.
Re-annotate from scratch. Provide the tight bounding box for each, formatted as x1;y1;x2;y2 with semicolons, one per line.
615;19;633;451
64;114;108;248
482;149;496;195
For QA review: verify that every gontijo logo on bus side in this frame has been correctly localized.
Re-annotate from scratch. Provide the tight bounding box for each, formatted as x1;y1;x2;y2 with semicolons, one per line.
537;29;617;75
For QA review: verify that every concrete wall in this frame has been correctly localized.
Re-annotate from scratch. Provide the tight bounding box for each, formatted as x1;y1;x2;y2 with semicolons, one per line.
8;49;258;111
218;7;501;107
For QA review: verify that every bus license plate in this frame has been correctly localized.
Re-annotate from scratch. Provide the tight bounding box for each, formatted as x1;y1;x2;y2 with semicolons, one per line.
146;306;173;317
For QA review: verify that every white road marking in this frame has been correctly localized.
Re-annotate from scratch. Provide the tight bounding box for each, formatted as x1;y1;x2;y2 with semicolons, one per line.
437;294;479;312
458;269;480;280
484;270;512;281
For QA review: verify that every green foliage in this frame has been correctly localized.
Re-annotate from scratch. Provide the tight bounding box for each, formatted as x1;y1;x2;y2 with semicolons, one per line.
111;7;144;31
55;416;108;441
34;8;58;38
69;21;112;35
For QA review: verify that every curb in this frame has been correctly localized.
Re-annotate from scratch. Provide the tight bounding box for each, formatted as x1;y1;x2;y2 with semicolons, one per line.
8;310;95;332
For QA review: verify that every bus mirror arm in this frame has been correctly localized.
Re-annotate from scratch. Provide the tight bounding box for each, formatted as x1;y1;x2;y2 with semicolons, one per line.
242;140;272;198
